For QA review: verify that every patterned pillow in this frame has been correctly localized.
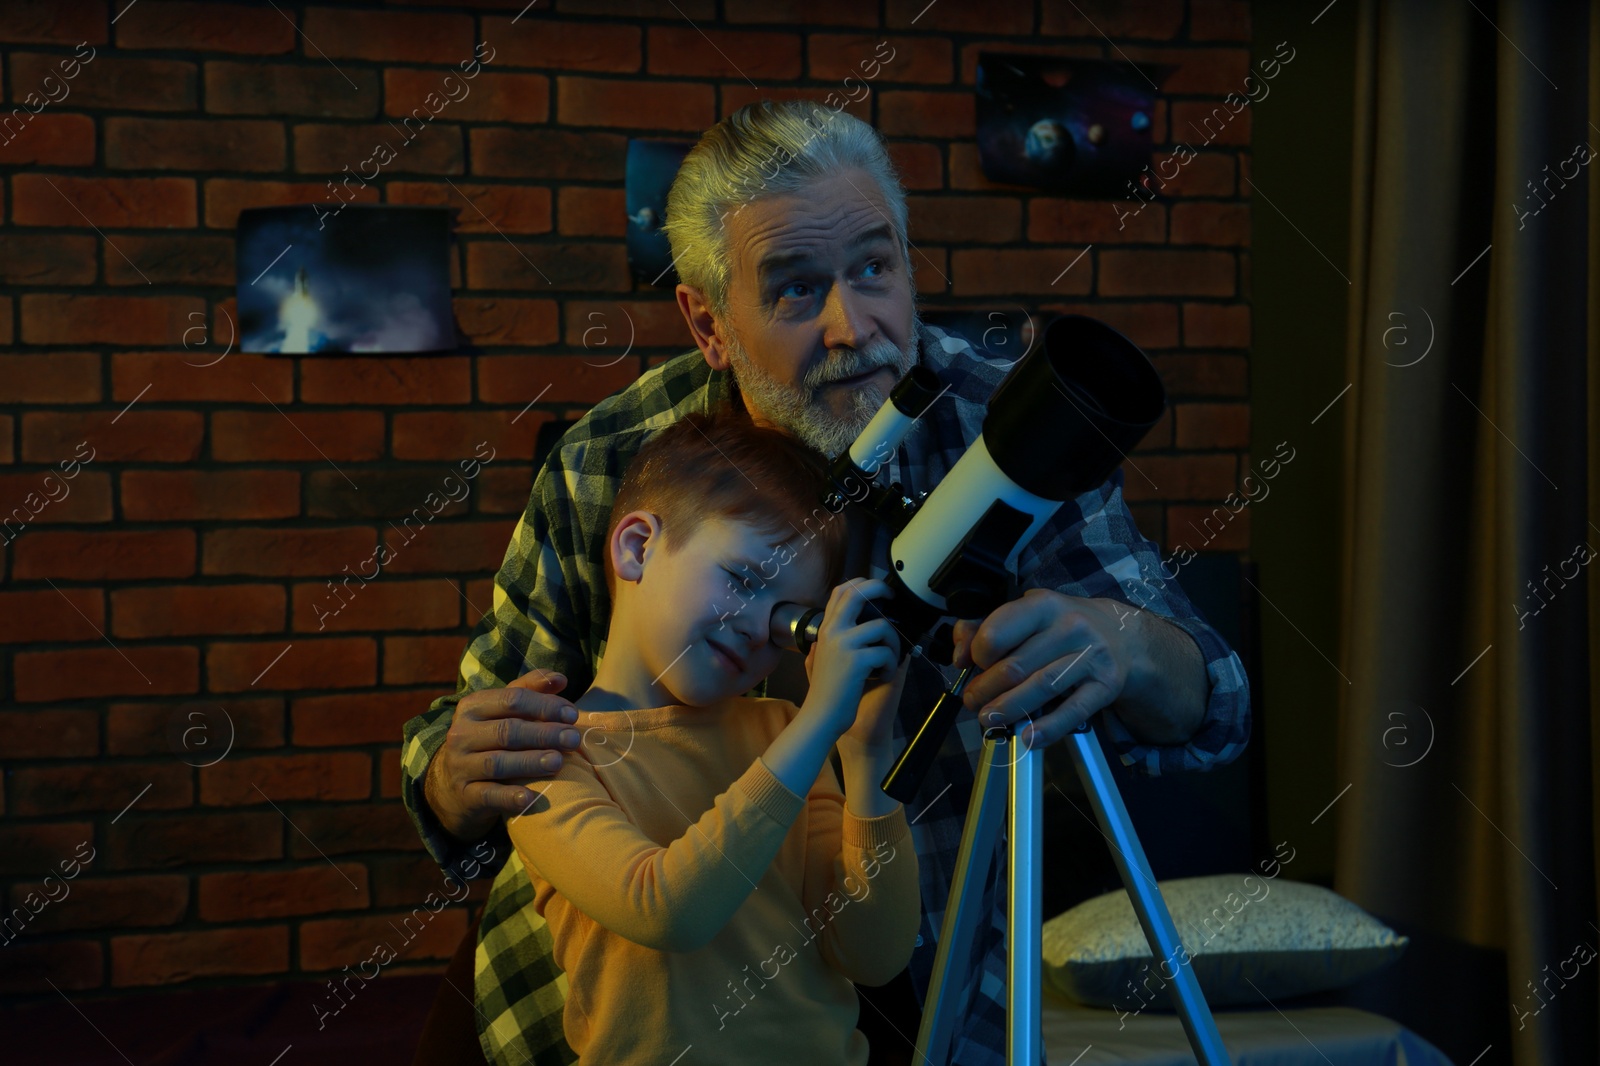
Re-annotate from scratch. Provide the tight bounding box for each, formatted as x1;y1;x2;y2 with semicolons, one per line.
1041;874;1409;1010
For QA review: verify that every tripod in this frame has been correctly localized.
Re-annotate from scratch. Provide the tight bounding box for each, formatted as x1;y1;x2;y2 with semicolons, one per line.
910;668;1233;1066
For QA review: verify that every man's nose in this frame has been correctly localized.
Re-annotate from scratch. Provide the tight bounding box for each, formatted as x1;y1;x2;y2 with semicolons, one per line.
822;279;874;350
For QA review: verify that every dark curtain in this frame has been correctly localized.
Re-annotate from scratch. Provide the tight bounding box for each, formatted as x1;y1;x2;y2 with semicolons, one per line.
1335;1;1599;1062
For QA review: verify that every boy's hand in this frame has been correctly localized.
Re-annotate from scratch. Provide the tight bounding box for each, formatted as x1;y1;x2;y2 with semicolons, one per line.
801;578;902;738
842;654;910;751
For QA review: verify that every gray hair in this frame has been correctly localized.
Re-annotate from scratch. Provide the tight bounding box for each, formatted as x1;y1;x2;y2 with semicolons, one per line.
661;99;911;319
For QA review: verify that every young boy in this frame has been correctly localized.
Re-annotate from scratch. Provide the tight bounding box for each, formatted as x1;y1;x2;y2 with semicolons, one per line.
501;406;920;1066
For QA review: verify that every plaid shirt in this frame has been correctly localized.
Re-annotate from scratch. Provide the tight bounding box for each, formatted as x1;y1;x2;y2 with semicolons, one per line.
400;321;1251;1066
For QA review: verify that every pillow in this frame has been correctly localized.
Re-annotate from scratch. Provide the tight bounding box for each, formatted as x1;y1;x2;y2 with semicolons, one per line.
1041;873;1408;1010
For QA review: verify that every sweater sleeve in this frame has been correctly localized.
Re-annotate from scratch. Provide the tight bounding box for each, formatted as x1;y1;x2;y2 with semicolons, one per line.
797;758;921;987
507;749;808;954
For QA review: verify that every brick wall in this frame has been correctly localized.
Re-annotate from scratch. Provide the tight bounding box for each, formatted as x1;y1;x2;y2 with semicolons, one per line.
0;0;1251;998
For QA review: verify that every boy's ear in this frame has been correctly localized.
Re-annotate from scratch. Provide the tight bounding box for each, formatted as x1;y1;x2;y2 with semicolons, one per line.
676;283;732;372
612;510;663;584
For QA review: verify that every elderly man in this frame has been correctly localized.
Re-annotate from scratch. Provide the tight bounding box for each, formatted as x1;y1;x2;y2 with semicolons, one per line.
401;100;1249;1066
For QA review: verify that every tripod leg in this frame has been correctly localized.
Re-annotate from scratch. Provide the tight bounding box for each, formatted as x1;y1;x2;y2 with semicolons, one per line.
1009;739;1043;1065
913;733;1009;1066
1067;726;1233;1066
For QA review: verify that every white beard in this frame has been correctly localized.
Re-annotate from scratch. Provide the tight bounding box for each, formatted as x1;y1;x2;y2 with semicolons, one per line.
724;309;921;457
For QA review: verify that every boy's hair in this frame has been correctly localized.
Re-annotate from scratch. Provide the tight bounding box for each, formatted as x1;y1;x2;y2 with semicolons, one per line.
603;404;850;604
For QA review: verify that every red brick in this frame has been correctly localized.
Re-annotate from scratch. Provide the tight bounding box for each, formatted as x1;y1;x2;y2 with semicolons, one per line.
111;584;285;639
489;17;641;72
391;181;550;234
292;578;460;633
200;751;371;805
301;357;471;405
0;1;107;44
205;61;379;117
0;113;95;167
0;708;98;756
378;520;517;575
103;233;232;286
1040;0;1182;37
199;864;368;921
912;246;950;297
104;117;282;171
113;351;293;403
887;0;1030;33
300;908;467;970
301;7;474;64
466;240;630;292
886;141;942;190
13;52;196;111
202;527;376;578
878;90;976;139
380;747;403;799
648;27;801;79
391;411;540;461
21;294;204;345
951;248;1092;296
115;1;295;53
1135;150;1237;198
0;353;101;403
1099;250;1234;297
291;804;427;858
556;76;714;132
204;178;375;229
477;356;640;408
1169;503;1251;551
1031;198;1166;244
121;470;300;521
562;299;687;350
1171;202;1250;246
1042;302;1179;351
13;529;195;580
0;414;11;464
23;411;203;463
14;645;199;702
383;635;465;686
0;296;12;345
1173;101;1251;148
106;696;284;756
0;471;113;525
0;941;103;993
1175;402;1250;449
0;588;105;645
555;186;624;237
292;689;440;747
1119;454;1237;503
386;69;548;124
906;195;1021;243
112;926;288;986
471;127;627;180
13;174;196;228
453;298;561;349
0;822;95;877
1152;350;1248;396
293;122;462;175
719;86;871;125
811;34;950;84
722;0;877;24
211;410;384;463
10;761;192;817
1191;0;1251;40
11;874;188;932
206;637;375;694
105;812;280;870
1183;303;1250;348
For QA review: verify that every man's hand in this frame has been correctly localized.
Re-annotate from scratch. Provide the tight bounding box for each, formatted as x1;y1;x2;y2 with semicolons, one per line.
423;669;584;845
949;589;1207;751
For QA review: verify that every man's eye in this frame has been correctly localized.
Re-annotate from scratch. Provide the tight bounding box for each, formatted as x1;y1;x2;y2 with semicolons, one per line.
725;568;754;590
862;259;885;278
778;281;811;301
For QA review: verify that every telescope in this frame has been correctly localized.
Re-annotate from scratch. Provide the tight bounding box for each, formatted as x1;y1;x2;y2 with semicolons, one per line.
769;312;1165;803
767;312;1236;1065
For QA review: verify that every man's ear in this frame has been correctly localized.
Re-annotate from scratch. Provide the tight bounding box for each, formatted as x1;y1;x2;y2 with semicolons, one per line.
611;510;663;584
676;283;732;372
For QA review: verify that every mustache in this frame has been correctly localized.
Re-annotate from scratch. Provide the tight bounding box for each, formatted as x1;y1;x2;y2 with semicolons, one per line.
806;341;907;388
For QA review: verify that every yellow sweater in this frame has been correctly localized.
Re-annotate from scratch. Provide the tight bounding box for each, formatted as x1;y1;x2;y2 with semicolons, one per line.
503;695;920;1066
